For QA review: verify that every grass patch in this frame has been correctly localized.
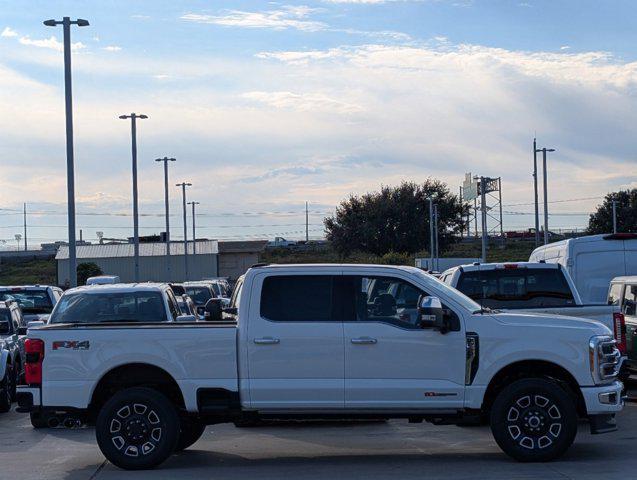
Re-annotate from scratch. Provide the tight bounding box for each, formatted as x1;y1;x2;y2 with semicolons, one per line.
0;259;57;286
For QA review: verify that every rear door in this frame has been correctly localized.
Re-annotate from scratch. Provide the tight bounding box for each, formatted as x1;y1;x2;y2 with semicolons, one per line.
622;284;637;367
246;270;344;409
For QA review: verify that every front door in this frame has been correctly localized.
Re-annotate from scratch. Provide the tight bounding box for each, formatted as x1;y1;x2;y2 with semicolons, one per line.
247;271;344;409
341;274;466;409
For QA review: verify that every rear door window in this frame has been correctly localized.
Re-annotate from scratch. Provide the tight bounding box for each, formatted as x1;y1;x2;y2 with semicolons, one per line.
260;275;335;322
456;268;575;309
608;283;624;306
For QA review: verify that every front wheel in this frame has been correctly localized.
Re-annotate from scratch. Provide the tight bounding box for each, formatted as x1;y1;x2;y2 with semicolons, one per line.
490;378;577;462
96;387;180;470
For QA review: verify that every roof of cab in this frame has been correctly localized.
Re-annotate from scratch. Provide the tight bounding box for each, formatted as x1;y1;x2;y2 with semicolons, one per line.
248;263;425;274
441;261;559;275
0;285;54;290
611;276;637;284
63;283;169;295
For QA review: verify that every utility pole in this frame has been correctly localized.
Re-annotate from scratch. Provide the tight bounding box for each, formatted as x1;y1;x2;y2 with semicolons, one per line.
612;199;618;233
428;198;434;271
176;182;192;280
23;203;27;251
188;201;200;255
44;16;89;287
539;147;556;245
119;113;148;282
305;201;309;242
156;157;176;281
533;138;540;247
433;203;439;271
480;176;487;263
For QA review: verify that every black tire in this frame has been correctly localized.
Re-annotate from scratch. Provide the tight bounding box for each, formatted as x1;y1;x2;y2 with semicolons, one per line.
96;387;180;470
175;420;206;451
0;364;14;413
9;363;18;402
30;411;48;428
490;378;577;462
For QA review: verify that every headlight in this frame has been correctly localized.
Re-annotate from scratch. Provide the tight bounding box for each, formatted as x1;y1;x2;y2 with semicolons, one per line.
589;335;621;384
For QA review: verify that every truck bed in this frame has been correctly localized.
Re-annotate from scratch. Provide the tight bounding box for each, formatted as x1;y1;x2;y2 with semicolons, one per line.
30;322;238;412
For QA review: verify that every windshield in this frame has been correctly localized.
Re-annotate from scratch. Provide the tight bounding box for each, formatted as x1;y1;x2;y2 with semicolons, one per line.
184;287;212;305
412;269;481;312
50;291;168;324
0;310;11;335
0;290;53;314
457;269;575;309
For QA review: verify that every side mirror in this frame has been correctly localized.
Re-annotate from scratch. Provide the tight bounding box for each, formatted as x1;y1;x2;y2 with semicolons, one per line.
418;296;448;333
17;327;28;335
176;314;197;322
204;298;223;321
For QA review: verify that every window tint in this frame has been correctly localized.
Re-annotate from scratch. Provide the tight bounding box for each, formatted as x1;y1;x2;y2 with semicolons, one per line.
456;268;575;309
623;284;637;317
608;283;623;306
0;310;11;334
50;292;168;324
260;275;334;322
185;287;213;305
165;290;180;320
230;278;243;310
0;290;53;314
338;276;427;329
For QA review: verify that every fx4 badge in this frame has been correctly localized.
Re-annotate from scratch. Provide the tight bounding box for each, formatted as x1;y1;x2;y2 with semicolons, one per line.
52;340;90;351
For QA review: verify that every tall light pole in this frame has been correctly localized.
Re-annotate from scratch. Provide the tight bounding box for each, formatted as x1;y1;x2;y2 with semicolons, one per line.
428;198;434;270
533;138;540;247
156;157;176;281
188;201;200;255
119;113;148;282
612;199;618;233
539;147;556;245
23;203;27;251
433;203;439;271
480;176;488;263
44;17;89;287
176;182;192;280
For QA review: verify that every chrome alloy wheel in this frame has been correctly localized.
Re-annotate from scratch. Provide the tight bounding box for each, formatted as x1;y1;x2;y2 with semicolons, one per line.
506;394;563;450
108;403;163;457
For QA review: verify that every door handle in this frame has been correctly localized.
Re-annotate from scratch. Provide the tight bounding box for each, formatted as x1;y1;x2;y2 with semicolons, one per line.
253;337;280;345
351;337;377;345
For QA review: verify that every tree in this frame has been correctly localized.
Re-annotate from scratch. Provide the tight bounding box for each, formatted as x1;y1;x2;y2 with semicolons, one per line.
324;180;467;257
77;262;103;285
588;189;637;234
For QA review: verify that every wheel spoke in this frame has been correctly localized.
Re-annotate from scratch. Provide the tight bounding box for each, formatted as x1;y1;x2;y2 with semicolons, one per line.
111;435;125;450
534;395;549;408
538;435;553;449
507;406;519;421
516;395;531;408
147;410;160;425
508;425;521;440
519;436;534;450
116;405;131;419
109;419;121;433
133;403;147;415
548;405;561;419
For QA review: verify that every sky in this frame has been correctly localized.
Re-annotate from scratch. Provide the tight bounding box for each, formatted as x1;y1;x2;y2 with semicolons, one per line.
1;0;636;248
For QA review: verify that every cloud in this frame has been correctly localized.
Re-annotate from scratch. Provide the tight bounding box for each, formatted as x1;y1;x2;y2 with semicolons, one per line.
1;27;17;38
17;35;86;52
181;6;326;32
242;91;364;113
103;45;122;52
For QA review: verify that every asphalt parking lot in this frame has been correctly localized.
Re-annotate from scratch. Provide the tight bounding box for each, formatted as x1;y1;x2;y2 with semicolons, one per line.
0;397;635;480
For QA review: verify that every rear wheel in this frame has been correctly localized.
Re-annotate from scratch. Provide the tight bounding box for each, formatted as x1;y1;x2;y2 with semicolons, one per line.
96;387;179;470
30;411;48;428
175;419;206;451
0;364;14;413
490;378;577;462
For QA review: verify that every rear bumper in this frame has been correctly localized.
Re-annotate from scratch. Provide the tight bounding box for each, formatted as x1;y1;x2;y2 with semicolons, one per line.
16;386;40;413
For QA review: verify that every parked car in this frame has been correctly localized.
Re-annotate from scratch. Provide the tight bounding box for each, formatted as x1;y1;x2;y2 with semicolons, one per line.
18;264;623;469
86;275;121;285
0;300;26;412
609;277;637;376
200;279;231;307
175;294;197;317
169;283;186;296
440;262;623;345
183;282;218;319
47;284;194;325
529;233;637;304
0;285;62;324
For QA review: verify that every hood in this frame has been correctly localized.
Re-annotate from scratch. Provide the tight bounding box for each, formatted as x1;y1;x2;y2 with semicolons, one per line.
23;313;50;323
488;311;611;336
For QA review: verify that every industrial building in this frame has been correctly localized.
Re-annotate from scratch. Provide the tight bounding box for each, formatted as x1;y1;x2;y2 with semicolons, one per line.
56;241;219;285
55;240;267;286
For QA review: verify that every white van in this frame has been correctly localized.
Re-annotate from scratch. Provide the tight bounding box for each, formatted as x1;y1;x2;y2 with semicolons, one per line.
529;233;637;304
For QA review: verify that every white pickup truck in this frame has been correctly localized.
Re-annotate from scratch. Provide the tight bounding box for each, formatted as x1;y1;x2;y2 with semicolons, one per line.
17;264;623;470
440;262;624;346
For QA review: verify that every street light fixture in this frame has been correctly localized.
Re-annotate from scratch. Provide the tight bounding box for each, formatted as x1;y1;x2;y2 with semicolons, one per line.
176;182;192;280
120;113;148;282
44;16;90;287
156;157;176;281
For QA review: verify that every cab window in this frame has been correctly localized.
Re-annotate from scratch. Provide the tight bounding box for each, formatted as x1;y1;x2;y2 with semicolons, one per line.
260;275;334;322
623;284;637;317
608;283;623;306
